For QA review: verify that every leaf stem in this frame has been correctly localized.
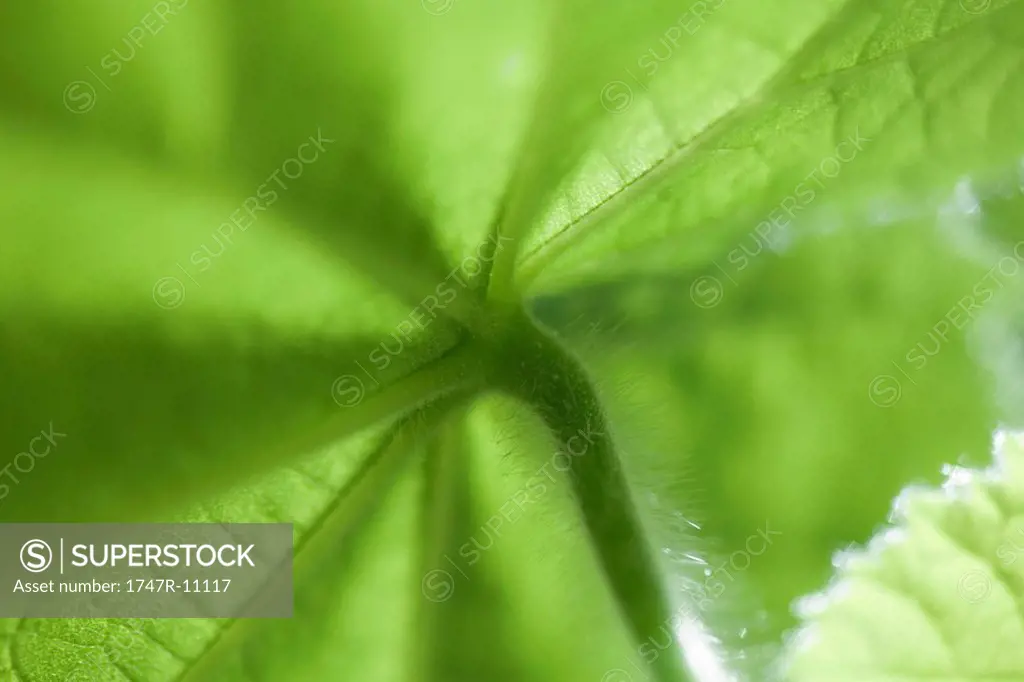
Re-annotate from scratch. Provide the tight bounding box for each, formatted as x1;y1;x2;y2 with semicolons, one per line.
486;308;693;682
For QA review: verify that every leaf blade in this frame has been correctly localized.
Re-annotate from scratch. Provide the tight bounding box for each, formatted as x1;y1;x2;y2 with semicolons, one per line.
515;1;1024;295
0;127;488;521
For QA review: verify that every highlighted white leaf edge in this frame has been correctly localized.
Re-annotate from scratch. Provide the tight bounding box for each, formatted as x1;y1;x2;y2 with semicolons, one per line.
776;428;1024;681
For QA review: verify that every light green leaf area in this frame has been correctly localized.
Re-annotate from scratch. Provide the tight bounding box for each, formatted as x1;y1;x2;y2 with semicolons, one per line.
781;429;1024;680
0;0;547;289
517;0;1024;295
0;134;471;520
1;425;386;680
419;394;642;682
0;0;505;521
487;0;719;295
0;0;547;329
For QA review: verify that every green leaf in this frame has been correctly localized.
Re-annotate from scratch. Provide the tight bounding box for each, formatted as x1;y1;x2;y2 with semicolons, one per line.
515;1;1024;296
1;1;487;320
486;0;698;298
416;399;535;681
0;129;483;521
3;423;390;680
780;429;1024;680
3;0;1024;680
173;402;456;682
